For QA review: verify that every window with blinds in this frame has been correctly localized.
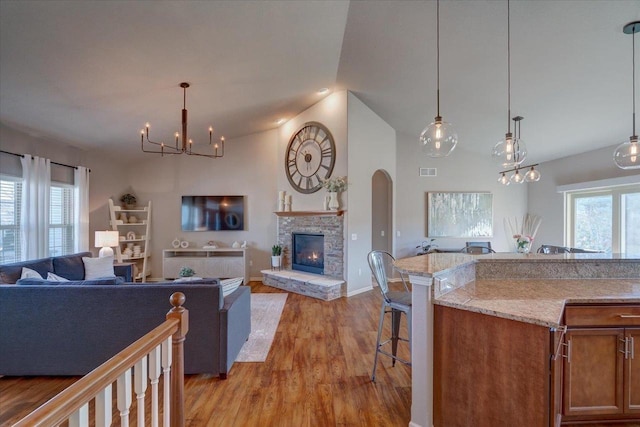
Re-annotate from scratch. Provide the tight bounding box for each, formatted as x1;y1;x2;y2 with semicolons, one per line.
0;177;22;264
0;177;76;264
49;183;75;257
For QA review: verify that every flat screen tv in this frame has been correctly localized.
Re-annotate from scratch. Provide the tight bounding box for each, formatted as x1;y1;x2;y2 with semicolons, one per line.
181;195;245;231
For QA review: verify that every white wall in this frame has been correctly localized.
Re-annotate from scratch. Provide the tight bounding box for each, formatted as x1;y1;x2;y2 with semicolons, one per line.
346;92;396;295
394;130;528;257
529;144;640;248
126;129;279;278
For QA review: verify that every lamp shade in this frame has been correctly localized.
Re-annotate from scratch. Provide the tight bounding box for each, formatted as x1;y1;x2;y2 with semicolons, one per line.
95;231;119;257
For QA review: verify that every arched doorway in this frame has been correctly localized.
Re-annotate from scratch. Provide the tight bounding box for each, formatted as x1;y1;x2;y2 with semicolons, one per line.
371;169;392;253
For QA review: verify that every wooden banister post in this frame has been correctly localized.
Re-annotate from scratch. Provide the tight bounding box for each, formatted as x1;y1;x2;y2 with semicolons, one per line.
167;292;189;427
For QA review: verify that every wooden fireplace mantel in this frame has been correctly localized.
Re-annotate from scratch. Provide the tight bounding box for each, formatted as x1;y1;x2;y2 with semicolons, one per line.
274;210;345;217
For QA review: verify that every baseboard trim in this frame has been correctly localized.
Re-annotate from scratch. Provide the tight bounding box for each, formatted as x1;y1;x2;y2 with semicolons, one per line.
346;285;373;297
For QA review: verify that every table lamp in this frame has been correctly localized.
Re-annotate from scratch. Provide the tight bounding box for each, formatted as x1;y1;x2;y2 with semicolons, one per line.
95;230;119;257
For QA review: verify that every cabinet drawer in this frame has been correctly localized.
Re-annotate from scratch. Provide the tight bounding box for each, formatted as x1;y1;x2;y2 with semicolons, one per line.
565;305;640;327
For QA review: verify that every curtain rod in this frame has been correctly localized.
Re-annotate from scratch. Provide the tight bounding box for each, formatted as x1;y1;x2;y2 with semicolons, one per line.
0;150;91;172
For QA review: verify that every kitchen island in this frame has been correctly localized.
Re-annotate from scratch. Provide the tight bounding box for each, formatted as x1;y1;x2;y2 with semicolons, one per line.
394;253;640;427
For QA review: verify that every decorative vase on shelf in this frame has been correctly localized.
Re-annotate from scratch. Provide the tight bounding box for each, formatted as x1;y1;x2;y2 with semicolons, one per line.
328;192;339;210
517;242;531;253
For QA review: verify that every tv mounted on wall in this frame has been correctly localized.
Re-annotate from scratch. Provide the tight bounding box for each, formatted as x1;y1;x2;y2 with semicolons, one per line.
181;195;245;231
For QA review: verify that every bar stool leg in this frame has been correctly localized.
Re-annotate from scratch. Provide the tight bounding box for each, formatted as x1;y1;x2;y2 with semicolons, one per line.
371;301;386;382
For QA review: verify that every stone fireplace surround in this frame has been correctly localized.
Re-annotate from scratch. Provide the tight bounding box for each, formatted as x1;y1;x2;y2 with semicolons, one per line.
261;211;345;301
276;212;344;278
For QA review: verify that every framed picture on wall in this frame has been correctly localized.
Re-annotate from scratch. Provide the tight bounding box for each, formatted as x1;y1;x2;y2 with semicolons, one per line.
426;192;493;237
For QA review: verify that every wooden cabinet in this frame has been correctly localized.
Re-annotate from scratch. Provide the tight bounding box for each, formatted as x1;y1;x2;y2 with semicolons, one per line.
108;198;152;282
433;305;555;427
562;304;640;424
162;249;248;284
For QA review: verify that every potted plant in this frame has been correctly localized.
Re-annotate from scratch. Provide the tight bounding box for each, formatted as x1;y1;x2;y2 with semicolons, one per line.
178;266;195;278
271;245;282;270
120;193;137;209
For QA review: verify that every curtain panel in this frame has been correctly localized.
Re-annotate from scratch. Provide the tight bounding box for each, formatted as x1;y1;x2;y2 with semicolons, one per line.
20;155;50;260
74;166;90;252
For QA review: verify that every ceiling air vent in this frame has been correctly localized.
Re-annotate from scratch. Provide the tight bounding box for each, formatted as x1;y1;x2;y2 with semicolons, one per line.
419;167;437;177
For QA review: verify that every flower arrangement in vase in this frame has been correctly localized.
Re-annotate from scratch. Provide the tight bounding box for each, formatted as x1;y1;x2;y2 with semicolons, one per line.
320;176;348;210
504;213;542;254
513;235;532;253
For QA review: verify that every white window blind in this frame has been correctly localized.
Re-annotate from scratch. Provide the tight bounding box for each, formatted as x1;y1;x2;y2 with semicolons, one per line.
49;183;75;257
0;177;22;264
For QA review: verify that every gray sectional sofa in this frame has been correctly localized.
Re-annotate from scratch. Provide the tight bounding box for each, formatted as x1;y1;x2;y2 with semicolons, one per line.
0;252;251;378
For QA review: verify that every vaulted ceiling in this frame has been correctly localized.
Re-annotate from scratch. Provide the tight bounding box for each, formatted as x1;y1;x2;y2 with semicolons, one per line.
1;1;639;163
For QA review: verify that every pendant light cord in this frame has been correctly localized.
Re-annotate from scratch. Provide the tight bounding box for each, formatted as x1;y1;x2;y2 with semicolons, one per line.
436;0;440;117
507;0;511;134
633;25;636;137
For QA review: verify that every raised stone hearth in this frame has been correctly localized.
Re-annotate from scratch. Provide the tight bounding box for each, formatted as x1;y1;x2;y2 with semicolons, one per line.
264;211;345;299
261;269;343;301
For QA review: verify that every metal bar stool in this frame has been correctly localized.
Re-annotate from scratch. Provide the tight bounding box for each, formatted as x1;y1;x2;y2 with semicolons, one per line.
367;250;411;382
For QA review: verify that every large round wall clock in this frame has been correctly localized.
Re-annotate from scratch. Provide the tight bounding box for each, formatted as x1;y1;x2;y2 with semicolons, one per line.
285;121;336;194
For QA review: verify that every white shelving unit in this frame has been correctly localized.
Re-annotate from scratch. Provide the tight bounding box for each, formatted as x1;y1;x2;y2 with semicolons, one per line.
162;248;248;283
108;198;152;282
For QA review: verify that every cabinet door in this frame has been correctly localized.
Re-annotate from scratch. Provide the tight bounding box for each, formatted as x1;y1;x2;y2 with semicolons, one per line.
626;328;640;414
563;328;624;416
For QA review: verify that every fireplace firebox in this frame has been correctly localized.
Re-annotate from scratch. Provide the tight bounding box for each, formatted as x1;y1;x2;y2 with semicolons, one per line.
292;233;324;275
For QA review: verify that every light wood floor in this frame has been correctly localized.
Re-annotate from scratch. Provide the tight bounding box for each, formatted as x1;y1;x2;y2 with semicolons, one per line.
0;282;411;426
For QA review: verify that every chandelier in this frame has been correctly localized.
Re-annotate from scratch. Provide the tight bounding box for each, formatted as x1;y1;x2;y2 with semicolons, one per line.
140;82;225;158
419;0;458;157
613;21;640;170
492;0;527;168
497;116;541;185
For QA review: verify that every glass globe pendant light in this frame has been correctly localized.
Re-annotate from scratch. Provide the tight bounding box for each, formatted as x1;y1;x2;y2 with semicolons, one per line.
419;0;458;157
613;21;640;170
498;172;511;186
525;165;541;182
510;168;524;184
492;0;527;168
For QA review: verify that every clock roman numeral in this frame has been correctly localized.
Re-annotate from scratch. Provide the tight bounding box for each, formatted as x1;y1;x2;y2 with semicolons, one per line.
306;177;312;189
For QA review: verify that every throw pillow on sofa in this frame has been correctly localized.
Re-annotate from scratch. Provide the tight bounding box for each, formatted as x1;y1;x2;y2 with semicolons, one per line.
82;256;115;279
21;267;43;279
220;277;244;296
47;272;69;282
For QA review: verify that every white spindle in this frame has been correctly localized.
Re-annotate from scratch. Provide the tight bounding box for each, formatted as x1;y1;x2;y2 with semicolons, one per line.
135;356;148;426
149;345;162;427
117;368;132;427
162;336;172;427
68;403;88;427
95;384;112;427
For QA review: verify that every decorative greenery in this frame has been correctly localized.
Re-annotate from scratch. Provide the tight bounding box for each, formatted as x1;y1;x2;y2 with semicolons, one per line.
417;238;437;254
120;193;137;206
271;245;282;256
321;176;348;192
179;266;195;277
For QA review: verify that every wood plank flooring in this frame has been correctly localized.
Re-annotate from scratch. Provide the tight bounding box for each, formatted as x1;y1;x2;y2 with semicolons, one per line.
0;282;411;426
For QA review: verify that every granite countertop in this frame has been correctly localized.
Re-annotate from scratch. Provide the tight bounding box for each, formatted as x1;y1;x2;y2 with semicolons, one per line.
435;279;640;328
394;253;475;277
395;252;640;278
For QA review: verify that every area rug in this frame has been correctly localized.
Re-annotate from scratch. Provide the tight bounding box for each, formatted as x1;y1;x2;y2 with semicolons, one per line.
236;293;288;362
